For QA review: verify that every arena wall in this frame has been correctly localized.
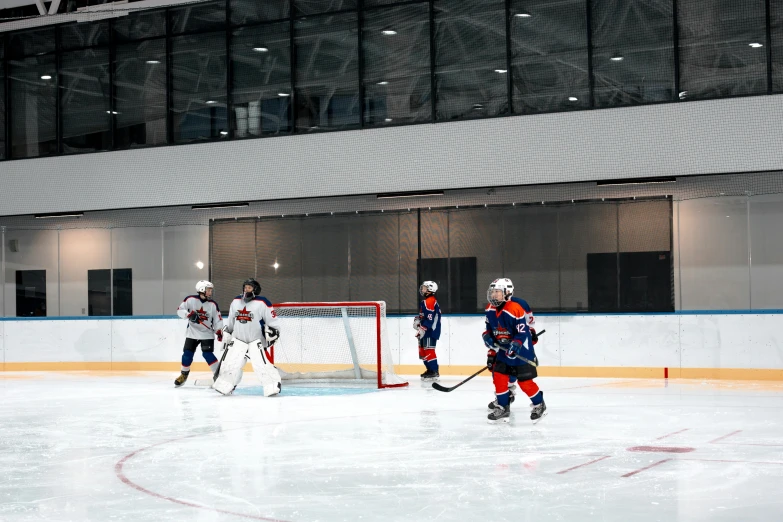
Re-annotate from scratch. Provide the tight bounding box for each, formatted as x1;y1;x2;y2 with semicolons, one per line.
2;314;781;380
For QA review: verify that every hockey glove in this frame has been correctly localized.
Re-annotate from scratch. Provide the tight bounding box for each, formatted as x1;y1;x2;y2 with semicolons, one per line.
507;339;528;359
482;331;495;349
187;310;200;323
413;316;421;330
487;349;497;371
264;325;280;344
531;328;539;345
216;329;223;342
416;326;427;339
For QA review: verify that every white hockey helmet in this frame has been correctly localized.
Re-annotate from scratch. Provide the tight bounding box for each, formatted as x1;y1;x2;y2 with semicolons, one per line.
487;278;514;307
420;281;438;296
195;280;214;294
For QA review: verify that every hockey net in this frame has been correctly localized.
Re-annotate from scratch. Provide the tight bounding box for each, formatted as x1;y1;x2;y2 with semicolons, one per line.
269;301;408;389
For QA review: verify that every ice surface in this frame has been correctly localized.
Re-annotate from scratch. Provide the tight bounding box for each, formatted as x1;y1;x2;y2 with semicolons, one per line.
1;372;783;522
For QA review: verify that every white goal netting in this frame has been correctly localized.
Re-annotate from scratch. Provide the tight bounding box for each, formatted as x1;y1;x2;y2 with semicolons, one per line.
270;301;408;389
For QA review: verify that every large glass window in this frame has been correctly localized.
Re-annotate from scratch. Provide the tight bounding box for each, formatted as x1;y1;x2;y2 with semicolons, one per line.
171;33;228;143
591;0;675;107
363;2;432;126
231;22;292;137
9;55;57;159
8;27;55;58
434;0;508;120
115;39;168;149
230;0;290;25
171;0;226;34
0;41;5;160
294;0;356;17
294;13;360;132
60;21;109;50
770;0;783;91
61;48;112;154
511;0;589;114
678;0;767;100
113;9;167;41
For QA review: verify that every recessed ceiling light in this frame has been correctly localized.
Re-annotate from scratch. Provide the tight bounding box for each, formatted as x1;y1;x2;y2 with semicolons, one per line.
384;118;393;122
195;261;204;269
749;42;763;48
377;81;389;85
382;30;397;35
253;47;269;52
273;262;280;270
220;130;228;135
40;75;52;80
278;92;290;97
206;100;217;104
146;60;160;64
610;55;624;61
679;91;688;99
515;13;531;18
494;69;508;73
568;96;578;101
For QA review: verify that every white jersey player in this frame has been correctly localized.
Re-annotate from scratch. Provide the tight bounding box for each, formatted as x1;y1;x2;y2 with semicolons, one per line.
174;280;223;387
213;279;282;396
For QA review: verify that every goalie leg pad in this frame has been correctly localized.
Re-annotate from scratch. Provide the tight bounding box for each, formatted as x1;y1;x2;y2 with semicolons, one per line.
213;339;250;395
245;340;282;397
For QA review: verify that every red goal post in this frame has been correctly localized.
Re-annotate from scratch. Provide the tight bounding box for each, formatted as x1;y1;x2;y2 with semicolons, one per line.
269;301;408;389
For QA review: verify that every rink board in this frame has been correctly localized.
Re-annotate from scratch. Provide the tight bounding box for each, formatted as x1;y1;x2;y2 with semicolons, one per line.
0;313;782;379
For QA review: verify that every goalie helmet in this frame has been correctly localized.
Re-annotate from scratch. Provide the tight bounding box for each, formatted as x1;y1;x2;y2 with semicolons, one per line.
195;280;214;294
487;278;514;307
242;278;261;302
419;281;438;296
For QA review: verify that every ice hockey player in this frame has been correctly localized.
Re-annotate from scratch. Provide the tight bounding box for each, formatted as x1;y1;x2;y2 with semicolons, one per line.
213;278;282;396
482;278;546;423
174;280;223;387
415;281;442;381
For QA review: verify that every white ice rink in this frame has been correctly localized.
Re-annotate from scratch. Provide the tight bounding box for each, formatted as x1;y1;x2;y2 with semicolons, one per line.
2;373;783;522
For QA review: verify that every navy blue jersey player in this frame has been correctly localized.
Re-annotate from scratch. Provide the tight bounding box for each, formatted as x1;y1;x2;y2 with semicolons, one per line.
415;281;442;381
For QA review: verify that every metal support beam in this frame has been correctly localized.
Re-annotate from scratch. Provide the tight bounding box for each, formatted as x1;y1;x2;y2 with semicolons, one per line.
48;0;61;15
33;0;46;15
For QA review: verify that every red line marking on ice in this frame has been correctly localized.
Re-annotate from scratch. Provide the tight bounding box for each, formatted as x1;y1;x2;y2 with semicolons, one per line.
622;459;672;478
656;428;689;440
709;430;742;444
627;446;695;453
556;455;611;474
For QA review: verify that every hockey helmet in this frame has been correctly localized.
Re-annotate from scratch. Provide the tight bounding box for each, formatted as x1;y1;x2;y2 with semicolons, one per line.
487;278;514;307
243;278;261;301
195;280;214;295
419;281;438;296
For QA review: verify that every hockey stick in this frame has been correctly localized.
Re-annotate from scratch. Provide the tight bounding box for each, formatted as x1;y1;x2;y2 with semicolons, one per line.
431;329;546;393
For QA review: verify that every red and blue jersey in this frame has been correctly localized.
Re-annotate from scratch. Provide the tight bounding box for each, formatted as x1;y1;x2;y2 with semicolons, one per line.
418;296;441;341
483;296;536;364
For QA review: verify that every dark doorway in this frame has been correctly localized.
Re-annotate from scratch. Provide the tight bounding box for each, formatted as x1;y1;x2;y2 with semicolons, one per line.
88;269;133;316
16;270;46;317
587;252;673;312
417;257;478;313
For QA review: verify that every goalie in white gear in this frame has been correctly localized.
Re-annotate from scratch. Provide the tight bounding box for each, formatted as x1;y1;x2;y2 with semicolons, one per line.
213;279;282;396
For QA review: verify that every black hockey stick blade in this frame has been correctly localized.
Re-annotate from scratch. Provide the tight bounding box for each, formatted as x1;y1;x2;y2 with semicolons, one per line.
432;366;488;392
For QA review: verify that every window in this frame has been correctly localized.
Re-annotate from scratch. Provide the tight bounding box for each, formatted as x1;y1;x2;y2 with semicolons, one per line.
295;13;360;132
231;22;292;137
113;9;166;41
678;0;767;100
171;33;228;143
9;55;57;158
171;0;226;34
115;39;168;148
60;21;109;50
0;41;5;160
88;269;133;317
8;27;54;58
60;48;112;154
770;0;783;91
591;0;675;107
434;0;508;120
16;270;46;317
294;0;356;17
511;0;590;114
363;2;432;126
230;0;289;25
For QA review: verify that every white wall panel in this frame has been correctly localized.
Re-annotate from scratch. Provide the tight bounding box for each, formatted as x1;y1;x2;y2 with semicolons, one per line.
1;95;782;217
111;319;182;363
749;194;783;309
4;320;111;363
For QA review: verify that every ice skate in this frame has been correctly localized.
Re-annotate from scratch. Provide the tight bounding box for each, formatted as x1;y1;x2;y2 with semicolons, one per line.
174;371;189;387
421;370;440;382
487;393;515;410
487;404;510;423
530;400;547;423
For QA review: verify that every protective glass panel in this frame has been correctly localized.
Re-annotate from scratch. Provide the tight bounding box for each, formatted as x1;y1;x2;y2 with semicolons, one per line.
9;55;57;159
163;226;210;314
301;217;350;302
231;22;292;137
171;32;229;143
591;0;675;107
678;0;767;100
256;219;303;303
111;228;163;316
230;0;290;25
511;0;589;113
348;214;401;310
210;221;255;311
363;2;432;126
749;194;783;309
61;48;112;154
3;230;59;317
398;212;419;313
171;0;227;34
59;229;111;317
434;0;508;120
294;13;360;132
115;39;168;149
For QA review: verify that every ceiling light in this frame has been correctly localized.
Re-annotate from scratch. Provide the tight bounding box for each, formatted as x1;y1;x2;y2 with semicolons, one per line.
35;212;84;219
206;100;217;105
191;202;249;210
377;191;445;199
494;69;508;74
195;261;204;270
40;75;52;80
473;103;484;110
568;96;578;101
596;176;676;187
252;47;269;52
278;92;290;97
679;91;688;99
377;81;389;85
749;42;763;48
146;60;160;64
384;118;393;122
220;131;228;135
382;30;397;35
610;55;624;61
515;13;531;18
273;262;280;270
